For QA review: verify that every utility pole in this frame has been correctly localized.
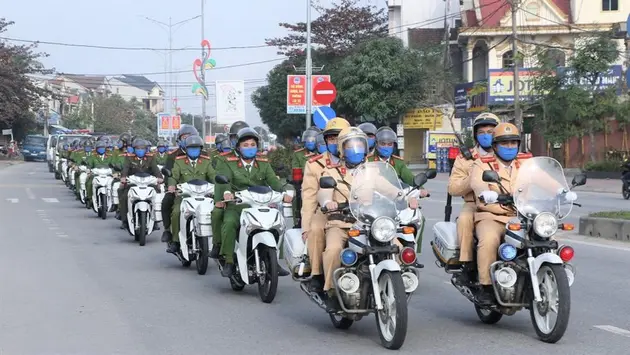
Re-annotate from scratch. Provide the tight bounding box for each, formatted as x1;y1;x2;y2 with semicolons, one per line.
305;0;313;132
201;0;210;143
510;0;523;148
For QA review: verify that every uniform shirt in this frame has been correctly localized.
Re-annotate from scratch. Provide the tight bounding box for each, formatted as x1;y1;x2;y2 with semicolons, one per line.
168;154;215;186
215;156;285;200
121;154;163;179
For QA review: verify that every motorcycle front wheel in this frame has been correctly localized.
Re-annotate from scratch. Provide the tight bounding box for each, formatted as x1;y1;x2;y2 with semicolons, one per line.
622;183;630;200
529;263;571;343
99;194;107;220
196;236;209;275
375;270;408;350
257;247;278;303
137;212;147;246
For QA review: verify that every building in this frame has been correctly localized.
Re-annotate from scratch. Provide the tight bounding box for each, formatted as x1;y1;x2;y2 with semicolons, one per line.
107;75;164;114
387;0;461;47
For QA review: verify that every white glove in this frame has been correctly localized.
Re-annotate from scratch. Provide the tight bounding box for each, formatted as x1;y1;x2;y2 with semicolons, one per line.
563;191;577;203
479;191;498;204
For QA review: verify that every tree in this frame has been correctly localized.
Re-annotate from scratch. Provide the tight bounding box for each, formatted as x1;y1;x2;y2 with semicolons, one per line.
93;95;133;134
334;37;433;123
0;19;53;128
265;0;387;57
530;34;621;163
62;97;93;129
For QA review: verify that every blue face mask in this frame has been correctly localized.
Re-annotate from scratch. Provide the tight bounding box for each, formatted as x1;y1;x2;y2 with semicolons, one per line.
477;133;493;149
135;148;146;158
117;142;123;149
496;146;518;161
230;138;238;147
63;145;69;151
344;148;366;165
178;141;186;150
216;143;222;151
187;147;201;159
367;138;376;149
240;147;258;159
317;144;327;154
96;147;106;155
126;146;135;154
377;146;394;158
304;141;316;151
84;147;92;153
158;146;167;153
327;143;338;156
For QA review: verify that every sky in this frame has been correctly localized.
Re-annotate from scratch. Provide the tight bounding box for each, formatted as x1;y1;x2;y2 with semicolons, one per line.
3;0;382;129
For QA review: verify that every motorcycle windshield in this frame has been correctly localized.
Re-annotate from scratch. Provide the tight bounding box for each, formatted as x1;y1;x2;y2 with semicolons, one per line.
349;161;404;222
513;157;573;220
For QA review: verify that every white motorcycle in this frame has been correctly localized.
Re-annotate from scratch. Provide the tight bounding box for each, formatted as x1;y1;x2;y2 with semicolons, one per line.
126;173;158;246
215;175;286;303
60;158;68;183
284;161;416;350
153;165;166;226
78;165;89;206
173;179;215;275
431;157;585;343
91;167;114;219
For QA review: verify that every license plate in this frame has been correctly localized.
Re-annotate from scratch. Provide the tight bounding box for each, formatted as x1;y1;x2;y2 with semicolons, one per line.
31;153;38;156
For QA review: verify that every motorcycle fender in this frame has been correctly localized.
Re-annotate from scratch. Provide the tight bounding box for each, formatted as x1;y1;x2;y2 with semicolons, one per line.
531;252;564;276
252;231;277;250
398;233;415;243
135;201;150;212
372;259;401;281
97;187;107;195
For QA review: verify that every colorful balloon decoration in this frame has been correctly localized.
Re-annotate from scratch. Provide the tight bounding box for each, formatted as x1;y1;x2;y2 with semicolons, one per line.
191;39;216;99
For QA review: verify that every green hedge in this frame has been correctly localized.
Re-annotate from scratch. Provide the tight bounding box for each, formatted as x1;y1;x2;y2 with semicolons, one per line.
584;160;623;172
267;148;293;178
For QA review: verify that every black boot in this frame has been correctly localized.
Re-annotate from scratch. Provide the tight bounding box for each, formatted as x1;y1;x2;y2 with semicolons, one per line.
120;220;129;230
476;285;496;306
221;263;235;277
153;222;160;231
115;211;121;220
454;262;475;285
161;231;172;243
309;275;324;293
166;242;180;254
325;291;341;313
209;244;221;259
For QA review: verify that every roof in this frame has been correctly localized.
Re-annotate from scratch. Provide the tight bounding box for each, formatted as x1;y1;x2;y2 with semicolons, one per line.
476;0;571;27
114;74;159;92
61;74;106;90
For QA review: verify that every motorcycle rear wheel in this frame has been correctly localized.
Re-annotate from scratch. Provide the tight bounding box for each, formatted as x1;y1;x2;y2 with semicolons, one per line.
474;305;503;324
529;264;571;343
329;315;353;329
623;184;630;200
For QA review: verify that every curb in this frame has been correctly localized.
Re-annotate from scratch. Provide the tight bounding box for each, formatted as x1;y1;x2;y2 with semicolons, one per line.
578;216;630;242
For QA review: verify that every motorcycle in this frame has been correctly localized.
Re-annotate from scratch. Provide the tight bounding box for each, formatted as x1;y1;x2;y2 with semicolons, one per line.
153;165;166;225
431;156;586;343
125;173;159;246
60;158;68;183
90;166;114;219
285;161;416;350
173;179;215;274
78;165;89;205
398;170;437;255
214;174;286;304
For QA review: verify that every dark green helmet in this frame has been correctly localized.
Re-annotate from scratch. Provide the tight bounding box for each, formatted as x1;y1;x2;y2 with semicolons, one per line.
177;124;199;141
95;140;107;149
133;139;148;149
229;121;249;135
358;122;378;136
236;127;260;144
119;133;131;145
184;135;204;148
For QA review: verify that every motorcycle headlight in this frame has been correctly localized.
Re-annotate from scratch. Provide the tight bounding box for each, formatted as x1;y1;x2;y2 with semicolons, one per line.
371;216;397;242
244;211;264;235
533;212;558;239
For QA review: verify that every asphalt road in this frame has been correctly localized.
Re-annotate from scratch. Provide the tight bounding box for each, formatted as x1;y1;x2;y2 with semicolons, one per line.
1;162;629;355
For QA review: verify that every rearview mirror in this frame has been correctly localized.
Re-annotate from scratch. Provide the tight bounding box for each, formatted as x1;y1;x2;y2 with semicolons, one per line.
215;174;230;184
161;168;171;178
571;173;587;187
319;176;337;189
413;173;428;187
425;169;437;179
482;170;500;183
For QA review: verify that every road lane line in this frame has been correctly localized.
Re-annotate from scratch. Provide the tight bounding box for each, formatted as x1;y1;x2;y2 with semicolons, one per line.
42;198;59;203
6;198;18;203
594;325;630;338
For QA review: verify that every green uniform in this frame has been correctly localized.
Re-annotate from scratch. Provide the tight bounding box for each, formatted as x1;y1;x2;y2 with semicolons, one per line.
367;154;415;186
215;155;285;263
168;154;216;243
85;153;116;200
154;152;168;166
71;151;88;198
161;149;186;229
209;151;237;249
119;154;163;223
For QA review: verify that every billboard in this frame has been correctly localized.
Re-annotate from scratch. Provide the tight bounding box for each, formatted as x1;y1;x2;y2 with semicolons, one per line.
157;113;181;137
454;80;488;117
402;107;444;129
286;75;331;114
215;80;246;125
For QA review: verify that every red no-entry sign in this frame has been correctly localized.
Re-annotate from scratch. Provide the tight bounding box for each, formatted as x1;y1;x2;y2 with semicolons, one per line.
313;81;337;105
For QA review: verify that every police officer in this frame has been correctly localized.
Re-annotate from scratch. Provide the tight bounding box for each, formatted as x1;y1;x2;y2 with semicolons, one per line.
227;121;250;148
316;132;327;154
368;127;415;185
358;122;378;154
119;139;164;230
161;125;200;243
301;118;351;293
74;140;93;198
85;140;115;205
166;135;216;254
292;127;321;169
154;139;169;166
214;127;292;277
448;113;499;284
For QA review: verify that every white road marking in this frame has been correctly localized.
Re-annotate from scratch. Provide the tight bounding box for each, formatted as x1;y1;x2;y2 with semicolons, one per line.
42;219;52;223
443;281;451;285
594;325;630;338
25;188;35;200
6;198;18;203
28;172;35;175
42;198;59;203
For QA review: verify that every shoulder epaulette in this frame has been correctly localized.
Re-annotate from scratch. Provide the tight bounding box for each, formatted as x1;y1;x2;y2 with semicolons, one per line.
256;152;264;156
366;152;375;158
481;156;496;163
517;152;533;160
294;148;305;153
391;154;403;160
175;155;187;160
472;153;479;159
308;154;323;163
257;157;268;162
220;151;233;156
146;153;155;157
226;156;239;162
199;155;210;160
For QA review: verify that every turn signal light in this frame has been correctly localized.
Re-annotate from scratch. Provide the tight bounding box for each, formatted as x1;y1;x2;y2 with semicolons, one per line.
558;245;575;262
347;229;361;237
560;223;575;231
400;247;417;265
401;226;415;234
507;223;522;231
292;168;303;183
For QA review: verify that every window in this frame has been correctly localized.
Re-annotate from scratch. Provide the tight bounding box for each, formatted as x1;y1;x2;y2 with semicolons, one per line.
502;51;524;69
602;0;618;11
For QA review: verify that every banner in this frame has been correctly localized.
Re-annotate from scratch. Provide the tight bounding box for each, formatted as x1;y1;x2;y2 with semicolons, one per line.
402;107;443;129
215;80;245;125
286;75;331;114
426;132;458;159
454;80;488;117
156;113;181;137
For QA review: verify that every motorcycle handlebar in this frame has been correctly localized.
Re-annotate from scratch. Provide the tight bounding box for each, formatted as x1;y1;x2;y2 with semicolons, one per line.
321;202;349;213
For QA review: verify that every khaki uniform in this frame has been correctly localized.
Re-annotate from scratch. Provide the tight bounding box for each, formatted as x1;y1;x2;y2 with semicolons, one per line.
301;152;335;277
447;146;492;262
470;153;532;285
